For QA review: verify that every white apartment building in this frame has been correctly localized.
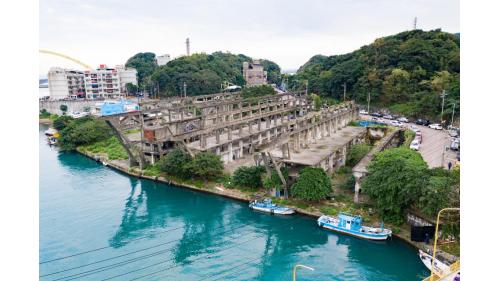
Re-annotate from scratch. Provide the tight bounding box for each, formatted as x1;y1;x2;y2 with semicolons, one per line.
156;54;171;66
84;65;122;99
48;67;86;100
116;65;138;93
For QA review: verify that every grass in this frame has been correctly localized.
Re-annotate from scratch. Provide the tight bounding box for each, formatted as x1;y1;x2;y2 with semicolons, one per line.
319;206;339;216
403;130;416;147
79;136;129;160
143;165;162;177
124;128;141;134
440;242;460;257
273;198;309;209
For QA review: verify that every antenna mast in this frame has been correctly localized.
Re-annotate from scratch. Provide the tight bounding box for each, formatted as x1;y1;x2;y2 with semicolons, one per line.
413;17;417;30
186;38;190;56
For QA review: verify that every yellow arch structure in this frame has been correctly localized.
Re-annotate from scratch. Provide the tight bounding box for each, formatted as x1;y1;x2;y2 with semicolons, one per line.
39;49;93;70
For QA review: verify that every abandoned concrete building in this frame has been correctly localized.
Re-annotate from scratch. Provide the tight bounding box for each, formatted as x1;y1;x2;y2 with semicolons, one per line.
102;91;363;179
242;60;267;86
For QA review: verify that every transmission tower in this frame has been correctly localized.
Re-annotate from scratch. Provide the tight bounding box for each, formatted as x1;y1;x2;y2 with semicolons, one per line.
413;17;418;30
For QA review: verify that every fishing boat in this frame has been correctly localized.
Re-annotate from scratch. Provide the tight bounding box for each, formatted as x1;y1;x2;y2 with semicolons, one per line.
418;249;450;274
44;128;58;137
317;213;392;240
249;199;295;215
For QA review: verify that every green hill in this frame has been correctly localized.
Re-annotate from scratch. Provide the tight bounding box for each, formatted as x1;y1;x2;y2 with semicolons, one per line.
126;52;281;97
293;29;460;121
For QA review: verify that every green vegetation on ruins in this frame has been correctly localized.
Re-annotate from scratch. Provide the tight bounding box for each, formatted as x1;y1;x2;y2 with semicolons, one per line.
126;52;281;96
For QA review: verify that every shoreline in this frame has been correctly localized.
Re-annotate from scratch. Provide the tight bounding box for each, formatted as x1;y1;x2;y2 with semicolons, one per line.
76;150;457;262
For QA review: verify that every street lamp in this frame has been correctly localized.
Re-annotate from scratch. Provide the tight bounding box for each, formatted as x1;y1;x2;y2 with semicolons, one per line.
440;90;447;124
292;264;314;281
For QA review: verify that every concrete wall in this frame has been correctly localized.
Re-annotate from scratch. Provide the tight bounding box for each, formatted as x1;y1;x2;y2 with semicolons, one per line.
39;100;101;115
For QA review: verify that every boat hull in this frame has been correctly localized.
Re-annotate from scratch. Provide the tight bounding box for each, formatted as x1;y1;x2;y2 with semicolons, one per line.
418;250;450;273
249;205;295;215
319;222;391;240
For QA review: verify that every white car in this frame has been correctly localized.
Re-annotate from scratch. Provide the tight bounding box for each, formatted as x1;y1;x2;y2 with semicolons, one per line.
383;114;394;120
359;109;368;115
409;125;420;132
429;124;443;130
390;120;403;127
398;117;409;123
410;140;420;150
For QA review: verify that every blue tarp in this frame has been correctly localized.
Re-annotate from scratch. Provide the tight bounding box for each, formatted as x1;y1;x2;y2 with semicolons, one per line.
100;100;139;116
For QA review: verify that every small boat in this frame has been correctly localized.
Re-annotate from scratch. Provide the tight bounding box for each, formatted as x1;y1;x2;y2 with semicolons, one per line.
47;137;57;145
317;213;392;240
249;199;295;215
44;128;58;136
418;249;450;274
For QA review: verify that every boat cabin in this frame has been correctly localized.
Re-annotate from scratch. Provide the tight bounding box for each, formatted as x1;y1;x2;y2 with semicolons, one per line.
338;213;363;231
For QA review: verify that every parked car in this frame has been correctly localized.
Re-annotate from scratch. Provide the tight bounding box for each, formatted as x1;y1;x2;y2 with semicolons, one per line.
429;123;443;130
409;125;420;132
410;140;420;151
450;138;460;151
390;120;403;127
383;114;394;120
359;109;368;115
416;119;431;126
398;117;409;123
449;130;459;137
371;112;383;118
414;135;422;144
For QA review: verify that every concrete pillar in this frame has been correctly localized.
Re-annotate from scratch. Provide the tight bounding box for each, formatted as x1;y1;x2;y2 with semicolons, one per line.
216;129;221;144
215;146;221;155
273;115;278;126
239;140;244;157
266;130;271;141
239;125;243;136
258;133;262;144
228;142;233;161
200;134;207;148
258;120;262;131
248;122;253;134
353;172;363;203
228;126;232;140
266;118;271;129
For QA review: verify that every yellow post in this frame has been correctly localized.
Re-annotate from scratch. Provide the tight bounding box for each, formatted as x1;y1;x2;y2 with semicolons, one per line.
430;207;459;280
293;264;314;281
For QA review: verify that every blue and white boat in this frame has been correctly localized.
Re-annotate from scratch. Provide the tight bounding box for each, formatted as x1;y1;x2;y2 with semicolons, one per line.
249;199;295;215
317;213;392;240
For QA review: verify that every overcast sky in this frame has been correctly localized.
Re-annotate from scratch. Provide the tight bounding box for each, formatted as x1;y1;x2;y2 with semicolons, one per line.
39;0;459;76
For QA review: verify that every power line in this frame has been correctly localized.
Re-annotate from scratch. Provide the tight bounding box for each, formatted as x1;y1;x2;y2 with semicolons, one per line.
126;217;300;281
41;219;256;279
40;206;246;264
199;254;263;281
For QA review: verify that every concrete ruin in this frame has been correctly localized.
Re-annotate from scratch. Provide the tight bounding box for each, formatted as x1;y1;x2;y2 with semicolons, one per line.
242;60;267;86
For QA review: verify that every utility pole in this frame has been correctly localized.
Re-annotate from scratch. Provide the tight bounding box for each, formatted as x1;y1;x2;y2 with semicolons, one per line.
413;17;417;30
440;90;447;124
343;82;347;102
305;80;308;95
186;38;190;56
367;91;371;114
183;82;187;98
451;103;456;127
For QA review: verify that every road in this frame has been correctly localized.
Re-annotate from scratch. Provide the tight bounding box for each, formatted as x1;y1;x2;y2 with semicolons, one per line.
359;115;459;169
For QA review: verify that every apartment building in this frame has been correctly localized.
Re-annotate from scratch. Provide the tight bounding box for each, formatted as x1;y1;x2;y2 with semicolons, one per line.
156;54;171;66
116;65;138;93
48;67;85;100
242;60;267;86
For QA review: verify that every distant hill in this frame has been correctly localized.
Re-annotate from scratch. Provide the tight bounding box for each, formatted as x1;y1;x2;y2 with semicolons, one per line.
39;78;49;88
294;29;460;120
126;52;281;97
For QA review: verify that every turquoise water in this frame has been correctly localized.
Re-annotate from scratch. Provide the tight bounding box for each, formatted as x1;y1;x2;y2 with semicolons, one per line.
39;124;428;280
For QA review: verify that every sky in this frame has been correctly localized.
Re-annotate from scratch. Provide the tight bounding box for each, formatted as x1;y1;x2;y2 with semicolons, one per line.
39;0;459;77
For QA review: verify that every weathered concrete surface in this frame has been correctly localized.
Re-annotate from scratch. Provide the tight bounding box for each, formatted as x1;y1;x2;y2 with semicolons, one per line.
268;126;365;166
39;99;101;115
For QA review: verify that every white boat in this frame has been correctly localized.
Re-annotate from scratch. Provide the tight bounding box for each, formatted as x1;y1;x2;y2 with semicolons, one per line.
418;249;450;274
44;128;58;136
249;199;295;215
318;214;392;241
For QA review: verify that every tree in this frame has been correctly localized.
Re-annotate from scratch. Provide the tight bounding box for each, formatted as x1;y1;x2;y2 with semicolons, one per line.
53;115;74;131
419;168;459;217
60;104;68;115
187;152;224;181
232;166;266;189
362;147;429;223
262;167;289;191
157;148;192;178
291;167;332;201
125;52;158;88
125;83;139;95
58;117;112;150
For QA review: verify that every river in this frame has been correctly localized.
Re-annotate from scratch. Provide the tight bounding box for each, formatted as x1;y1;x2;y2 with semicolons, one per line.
39;124;428;280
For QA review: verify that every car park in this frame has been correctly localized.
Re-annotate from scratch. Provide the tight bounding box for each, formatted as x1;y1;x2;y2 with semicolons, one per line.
410;140;420;150
416;119;431;126
383;114;394;120
359;109;368;115
429;123;443;130
398;117;409;123
371;112;383;118
390;120;403;127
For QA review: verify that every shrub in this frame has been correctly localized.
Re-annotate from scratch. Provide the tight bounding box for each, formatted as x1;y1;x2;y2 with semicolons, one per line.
187;152;224;181
39;109;51;119
53;115;74;131
346;144;372;167
157;148;192;178
262;167;289;190
60;104;68;115
291;167;332;201
58;117;112;150
232;166;266;189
